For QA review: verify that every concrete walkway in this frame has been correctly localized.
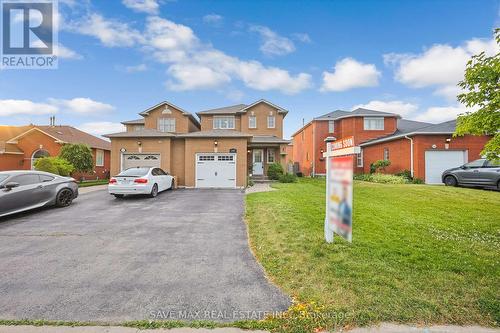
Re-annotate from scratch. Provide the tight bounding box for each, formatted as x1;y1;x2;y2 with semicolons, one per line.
78;184;107;194
245;183;276;194
0;324;498;333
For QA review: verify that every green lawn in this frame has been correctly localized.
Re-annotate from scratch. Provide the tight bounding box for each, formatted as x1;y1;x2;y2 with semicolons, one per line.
77;179;109;187
246;178;500;329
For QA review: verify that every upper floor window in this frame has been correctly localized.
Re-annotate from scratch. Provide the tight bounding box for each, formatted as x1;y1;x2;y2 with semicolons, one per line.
96;149;104;167
383;148;390;161
364;117;384;130
267;115;275;128
134;125;144;131
158;118;176;132
249;116;257;129
328;120;335;133
213;116;235;129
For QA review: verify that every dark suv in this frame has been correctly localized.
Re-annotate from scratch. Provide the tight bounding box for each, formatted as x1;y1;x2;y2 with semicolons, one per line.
442;158;500;190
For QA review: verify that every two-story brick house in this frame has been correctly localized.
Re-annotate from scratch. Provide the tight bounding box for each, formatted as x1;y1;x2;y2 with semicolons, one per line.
105;99;290;188
291;108;490;183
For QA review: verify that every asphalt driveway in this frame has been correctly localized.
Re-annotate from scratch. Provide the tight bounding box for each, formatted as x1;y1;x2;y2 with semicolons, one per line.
0;189;290;323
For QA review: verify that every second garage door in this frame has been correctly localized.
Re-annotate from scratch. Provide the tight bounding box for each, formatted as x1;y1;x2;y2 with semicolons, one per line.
122;153;161;170
196;153;237;188
425;150;467;184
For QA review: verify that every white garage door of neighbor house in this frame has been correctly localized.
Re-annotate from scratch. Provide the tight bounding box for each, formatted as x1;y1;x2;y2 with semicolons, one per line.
425;150;467;184
196;153;237;188
122;154;161;170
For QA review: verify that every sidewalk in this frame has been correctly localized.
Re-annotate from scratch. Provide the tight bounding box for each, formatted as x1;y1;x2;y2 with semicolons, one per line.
78;184;107;194
0;325;498;333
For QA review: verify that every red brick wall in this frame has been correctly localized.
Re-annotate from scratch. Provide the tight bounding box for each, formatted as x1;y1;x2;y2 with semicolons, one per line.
292;123;314;176
360;134;490;180
412;134;490;180
0;130;111;180
0;154;25;171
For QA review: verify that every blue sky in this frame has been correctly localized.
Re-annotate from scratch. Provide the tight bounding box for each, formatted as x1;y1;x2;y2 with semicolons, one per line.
0;0;499;138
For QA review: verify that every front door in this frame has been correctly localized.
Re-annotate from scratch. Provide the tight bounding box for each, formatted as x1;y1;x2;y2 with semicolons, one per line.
253;149;264;175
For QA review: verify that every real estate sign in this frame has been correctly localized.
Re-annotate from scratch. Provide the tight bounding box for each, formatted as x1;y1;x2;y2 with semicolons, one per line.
324;137;356;243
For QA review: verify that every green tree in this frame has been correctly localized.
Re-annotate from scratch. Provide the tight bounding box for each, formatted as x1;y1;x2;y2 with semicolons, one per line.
34;157;75;176
455;28;500;160
59;143;94;173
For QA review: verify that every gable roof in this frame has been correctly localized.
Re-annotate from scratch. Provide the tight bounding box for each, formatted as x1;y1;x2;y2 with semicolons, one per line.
138;101;200;128
360;120;457;146
176;129;252;138
4;125;111;150
196;99;288;117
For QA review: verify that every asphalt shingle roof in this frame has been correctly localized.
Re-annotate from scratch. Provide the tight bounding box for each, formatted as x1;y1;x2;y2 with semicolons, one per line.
121;119;145;125
103;129;175;138
197;104;248;115
176;130;252;138
250;136;291;144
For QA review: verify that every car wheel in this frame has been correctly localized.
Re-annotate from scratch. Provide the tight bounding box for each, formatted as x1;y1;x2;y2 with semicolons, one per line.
56;188;74;207
114;194;124;198
444;175;458;187
149;184;158;198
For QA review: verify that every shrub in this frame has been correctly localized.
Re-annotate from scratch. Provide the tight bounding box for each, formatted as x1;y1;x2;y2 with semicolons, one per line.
34;157;74;176
247;178;254;187
267;163;284;180
354;173;373;182
296;172;303;177
279;173;297;183
370;160;391;173
370;173;410;184
412;178;425;184
59;143;93;173
395;169;413;180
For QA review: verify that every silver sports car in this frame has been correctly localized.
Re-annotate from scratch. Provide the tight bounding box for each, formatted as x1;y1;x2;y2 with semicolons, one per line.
0;170;79;218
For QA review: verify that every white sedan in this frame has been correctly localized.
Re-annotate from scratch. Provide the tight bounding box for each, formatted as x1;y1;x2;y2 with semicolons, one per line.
108;167;174;198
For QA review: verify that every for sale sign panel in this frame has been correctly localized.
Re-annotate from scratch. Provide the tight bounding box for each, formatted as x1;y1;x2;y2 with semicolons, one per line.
325;155;353;243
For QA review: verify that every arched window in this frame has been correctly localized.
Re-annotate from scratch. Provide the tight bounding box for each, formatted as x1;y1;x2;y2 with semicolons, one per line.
31;149;50;169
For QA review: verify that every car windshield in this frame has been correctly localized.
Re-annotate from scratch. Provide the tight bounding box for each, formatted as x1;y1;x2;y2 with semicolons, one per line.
464;159;485;168
0;175;9;183
117;167;150;177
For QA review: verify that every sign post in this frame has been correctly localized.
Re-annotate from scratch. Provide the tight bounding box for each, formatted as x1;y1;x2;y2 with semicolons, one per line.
324;136;360;243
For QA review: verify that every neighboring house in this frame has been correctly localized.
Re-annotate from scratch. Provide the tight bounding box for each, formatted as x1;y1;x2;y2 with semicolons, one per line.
291;108;490;183
104;99;290;188
0;124;112;180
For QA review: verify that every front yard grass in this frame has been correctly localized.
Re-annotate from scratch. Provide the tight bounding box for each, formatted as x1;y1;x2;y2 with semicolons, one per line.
246;178;500;329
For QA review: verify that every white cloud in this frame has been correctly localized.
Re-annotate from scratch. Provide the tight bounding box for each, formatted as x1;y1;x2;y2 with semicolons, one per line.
48;98;115;114
56;44;83;59
250;25;295;56
321;57;381;92
122;0;160;15
78;122;125;137
292;33;311;43
385;37;499;101
0;100;57;117
353;100;418;117
70;14;144;47
166;63;231;91
203;14;223;25
68;14;311;94
125;64;148;73
414;105;471;123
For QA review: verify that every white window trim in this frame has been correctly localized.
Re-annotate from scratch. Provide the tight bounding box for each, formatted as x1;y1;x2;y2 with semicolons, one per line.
158;118;176;132
267;149;275;163
357;149;363;167
249;116;257;129
364;117;384;131
213;116;235;129
96;149;104;167
328;120;335;133
267;115;275;129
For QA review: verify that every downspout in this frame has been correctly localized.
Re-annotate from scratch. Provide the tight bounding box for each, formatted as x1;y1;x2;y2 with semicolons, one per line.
404;136;414;178
312;123;316;176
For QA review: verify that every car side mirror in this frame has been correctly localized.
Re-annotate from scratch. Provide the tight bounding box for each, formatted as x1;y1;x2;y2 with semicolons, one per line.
460;165;467;169
3;182;19;190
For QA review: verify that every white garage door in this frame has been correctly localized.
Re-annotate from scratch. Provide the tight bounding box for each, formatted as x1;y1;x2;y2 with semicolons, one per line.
196;153;237;188
425;150;467;184
122;154;161;170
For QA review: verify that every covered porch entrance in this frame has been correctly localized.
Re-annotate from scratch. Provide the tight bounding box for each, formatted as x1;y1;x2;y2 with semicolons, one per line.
248;136;290;180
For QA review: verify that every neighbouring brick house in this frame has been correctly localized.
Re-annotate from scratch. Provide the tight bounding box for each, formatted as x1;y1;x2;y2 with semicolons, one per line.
291;108;490;183
0;124;111;180
105;99;290;188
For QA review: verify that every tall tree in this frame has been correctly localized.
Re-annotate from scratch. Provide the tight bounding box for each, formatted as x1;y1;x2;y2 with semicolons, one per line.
59;143;94;173
455;28;500;160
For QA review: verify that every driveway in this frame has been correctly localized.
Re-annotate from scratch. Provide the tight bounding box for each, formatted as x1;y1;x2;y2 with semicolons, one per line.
0;189;290;323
